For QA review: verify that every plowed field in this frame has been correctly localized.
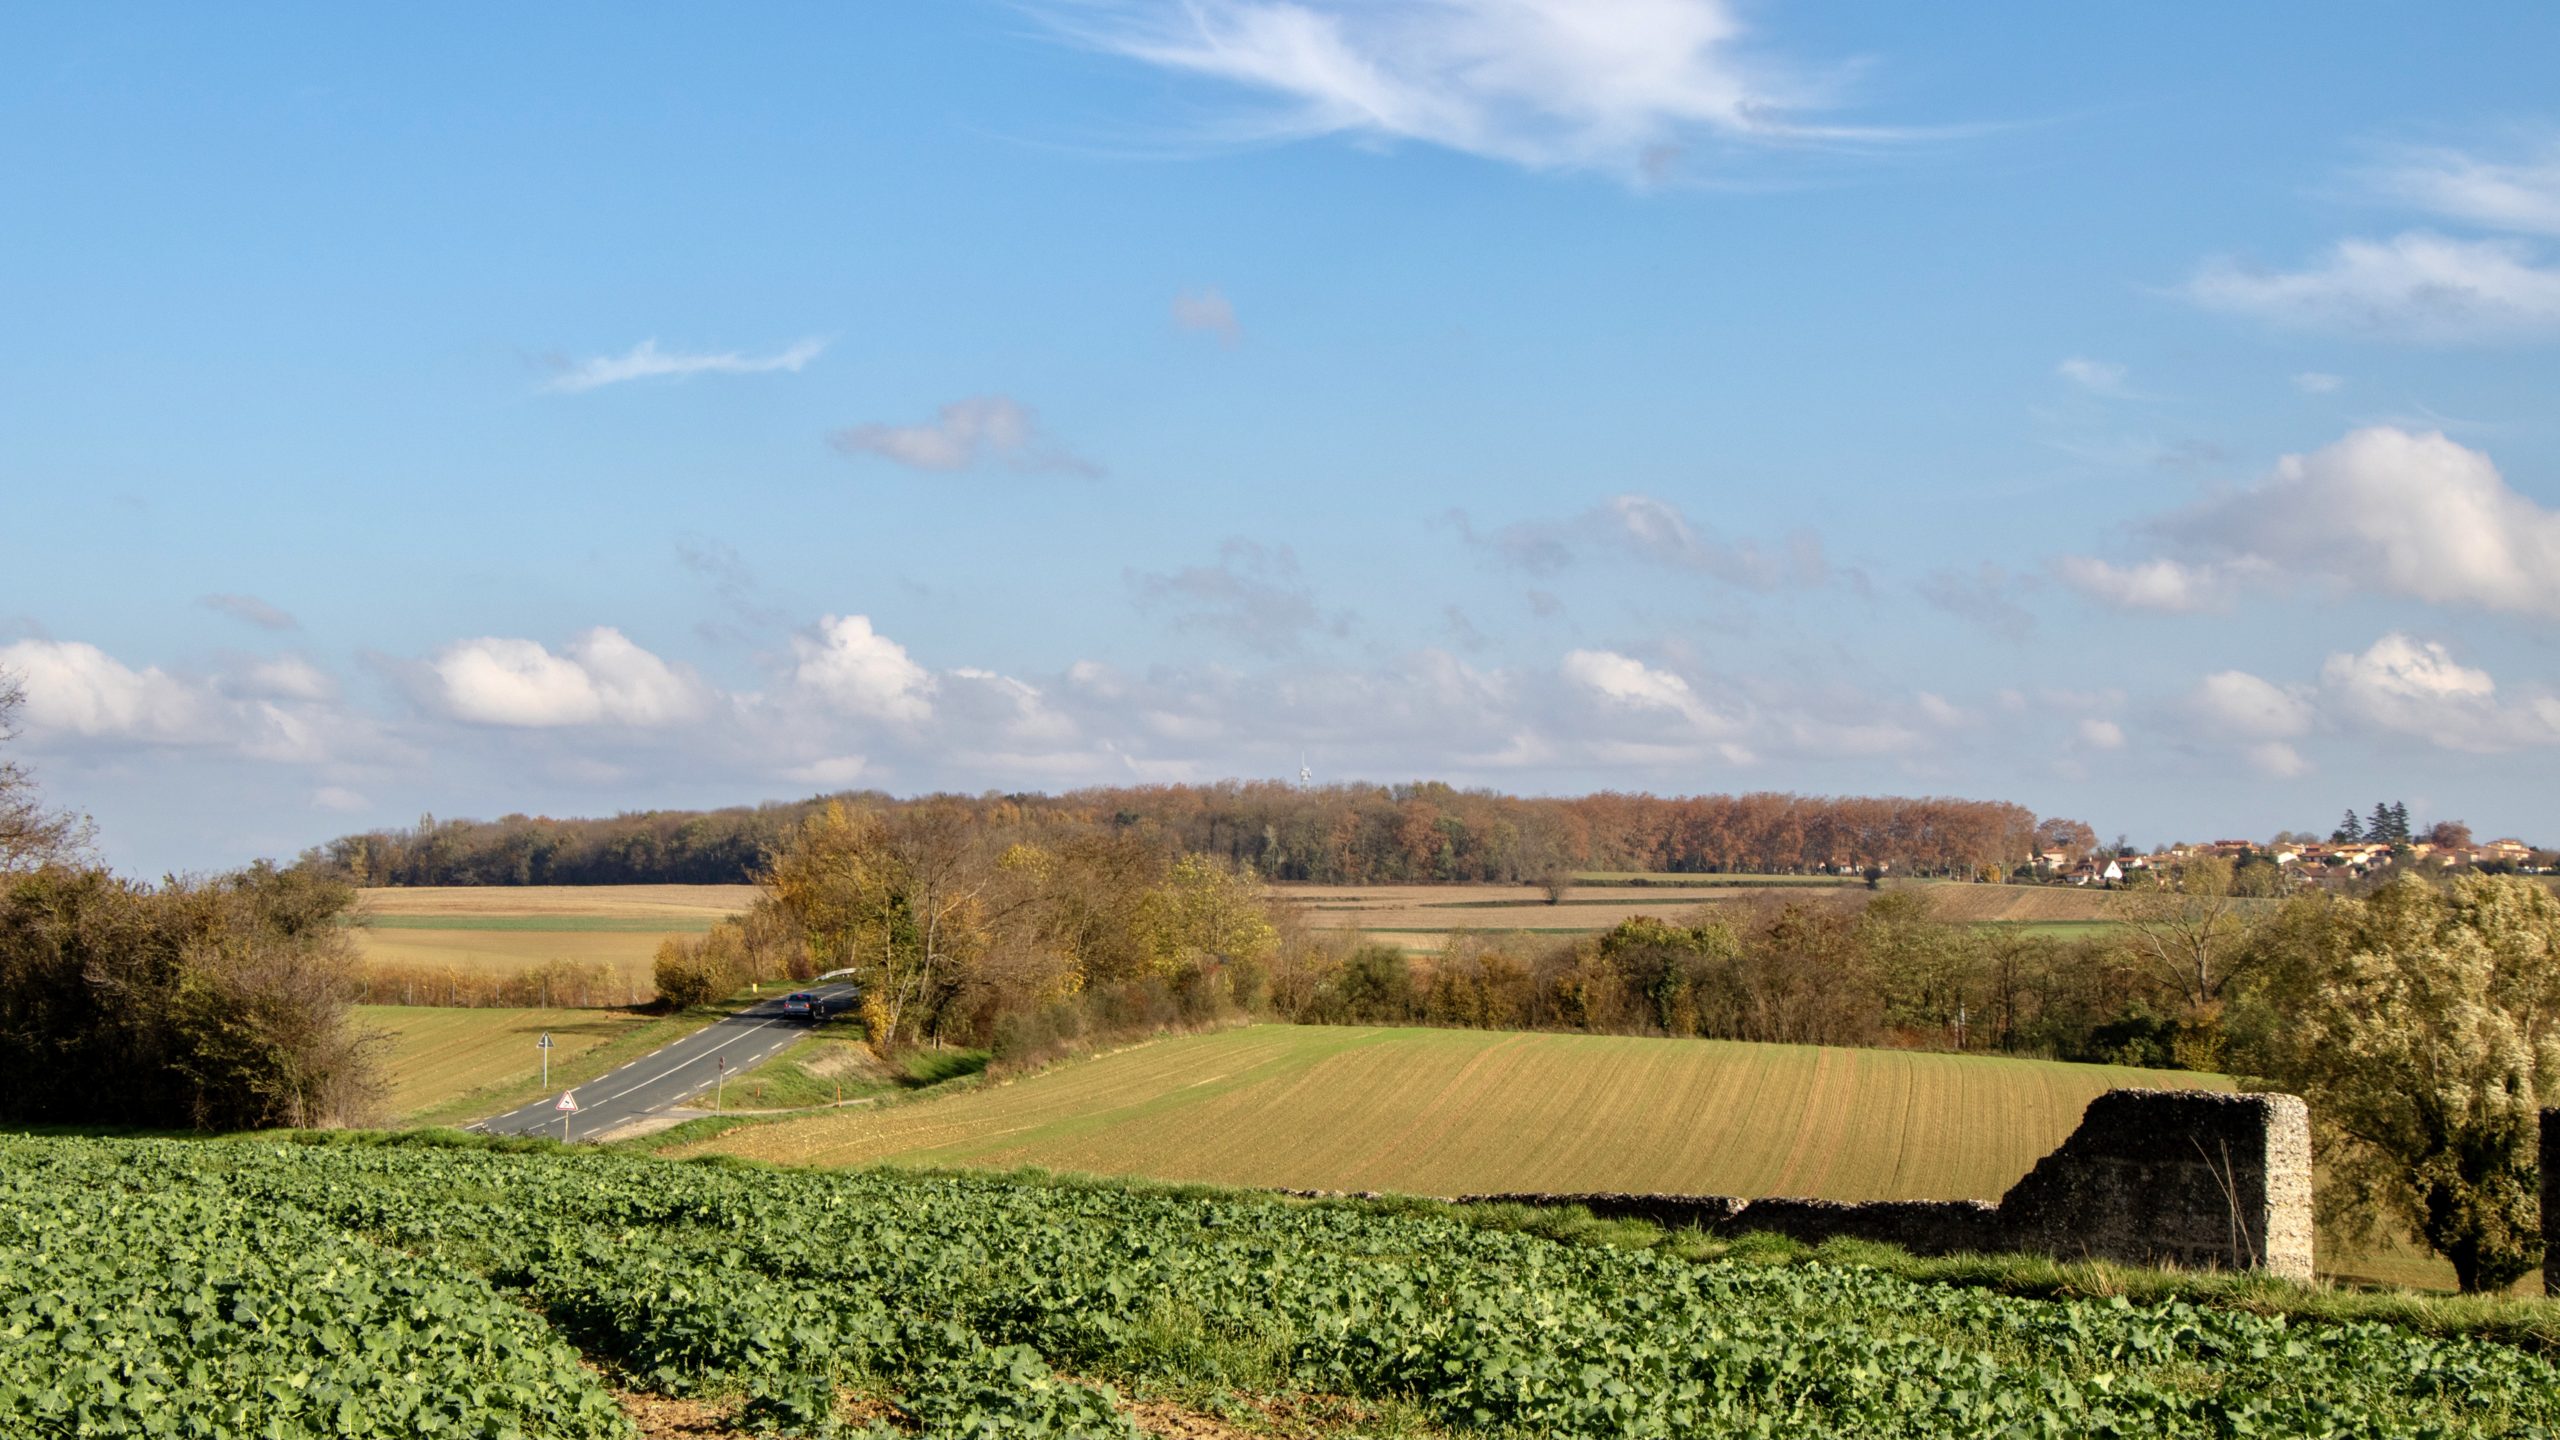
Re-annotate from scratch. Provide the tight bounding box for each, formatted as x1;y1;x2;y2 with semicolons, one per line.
686;1024;2219;1201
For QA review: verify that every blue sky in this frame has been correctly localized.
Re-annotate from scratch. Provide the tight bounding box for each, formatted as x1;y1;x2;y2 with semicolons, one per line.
7;2;2560;873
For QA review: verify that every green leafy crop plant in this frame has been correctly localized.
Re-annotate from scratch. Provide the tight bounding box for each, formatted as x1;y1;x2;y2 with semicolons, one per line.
3;1133;2555;1438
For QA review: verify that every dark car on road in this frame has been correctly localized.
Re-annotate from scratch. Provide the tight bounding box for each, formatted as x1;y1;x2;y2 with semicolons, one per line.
780;990;833;1024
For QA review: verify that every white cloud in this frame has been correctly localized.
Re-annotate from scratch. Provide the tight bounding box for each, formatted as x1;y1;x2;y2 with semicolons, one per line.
0;638;354;765
430;628;704;728
2062;428;2560;620
2292;371;2345;394
2248;742;2311;779
2317;633;2560;753
0;639;203;741
313;785;369;813
2050;556;2228;614
244;656;336;702
2189;670;2312;740
2057;357;2129;396
2366;140;2560;238
1560;649;1732;739
2077;718;2126;750
784;755;869;787
829;395;1100;477
543;337;825;393
2184;232;2560;342
791;615;936;724
1172;286;1241;343
2173;427;2560;618
1038;0;1908;180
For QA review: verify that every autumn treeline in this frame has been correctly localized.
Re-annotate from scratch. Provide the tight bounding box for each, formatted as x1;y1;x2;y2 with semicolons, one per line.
652;798;2166;1074
647;802;1288;1068
1301;897;2168;1065
311;783;2055;888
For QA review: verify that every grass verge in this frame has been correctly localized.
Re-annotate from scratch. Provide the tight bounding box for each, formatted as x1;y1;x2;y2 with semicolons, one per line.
400;989;772;1129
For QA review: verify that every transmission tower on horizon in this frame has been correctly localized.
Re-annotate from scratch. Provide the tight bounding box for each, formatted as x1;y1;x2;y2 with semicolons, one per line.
1298;755;1313;789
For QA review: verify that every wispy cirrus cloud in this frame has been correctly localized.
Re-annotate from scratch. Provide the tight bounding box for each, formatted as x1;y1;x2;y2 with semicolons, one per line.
2363;138;2560;237
542;337;826;393
1032;0;1927;182
2184;232;2560;342
2055;357;2132;397
2185;135;2560;342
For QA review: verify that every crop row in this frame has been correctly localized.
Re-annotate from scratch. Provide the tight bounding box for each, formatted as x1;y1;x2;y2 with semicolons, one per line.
3;1135;2556;1438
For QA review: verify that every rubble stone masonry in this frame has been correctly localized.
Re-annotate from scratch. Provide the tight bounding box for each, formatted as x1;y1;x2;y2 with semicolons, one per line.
1459;1088;2317;1280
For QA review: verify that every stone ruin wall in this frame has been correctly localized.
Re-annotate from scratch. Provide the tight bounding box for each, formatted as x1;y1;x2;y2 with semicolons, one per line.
1461;1089;2317;1281
2544;1108;2558;1298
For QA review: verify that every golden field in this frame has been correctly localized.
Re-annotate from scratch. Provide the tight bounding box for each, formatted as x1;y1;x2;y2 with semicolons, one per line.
349;885;757;994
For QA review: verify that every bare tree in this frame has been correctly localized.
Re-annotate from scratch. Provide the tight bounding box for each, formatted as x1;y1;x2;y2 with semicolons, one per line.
0;670;88;873
2113;855;2258;1013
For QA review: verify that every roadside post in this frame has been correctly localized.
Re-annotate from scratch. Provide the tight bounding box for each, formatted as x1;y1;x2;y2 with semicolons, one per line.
538;1031;553;1089
716;1056;728;1112
555;1088;580;1144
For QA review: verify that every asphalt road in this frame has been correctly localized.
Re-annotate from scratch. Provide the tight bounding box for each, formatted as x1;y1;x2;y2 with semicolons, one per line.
475;982;858;1142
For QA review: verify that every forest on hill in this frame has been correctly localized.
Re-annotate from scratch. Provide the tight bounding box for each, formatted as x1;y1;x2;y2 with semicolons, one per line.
308;782;2056;887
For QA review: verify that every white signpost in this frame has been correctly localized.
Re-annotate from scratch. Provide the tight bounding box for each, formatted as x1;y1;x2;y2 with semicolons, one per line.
537;1031;554;1089
555;1088;580;1143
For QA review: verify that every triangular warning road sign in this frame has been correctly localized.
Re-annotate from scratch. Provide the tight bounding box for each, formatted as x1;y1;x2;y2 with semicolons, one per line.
555;1090;580;1113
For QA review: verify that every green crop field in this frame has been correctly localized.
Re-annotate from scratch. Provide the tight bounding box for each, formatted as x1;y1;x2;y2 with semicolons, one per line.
685;1024;2220;1201
9;1134;2553;1439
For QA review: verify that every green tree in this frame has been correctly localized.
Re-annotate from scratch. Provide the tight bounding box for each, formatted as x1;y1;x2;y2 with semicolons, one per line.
2243;875;2560;1292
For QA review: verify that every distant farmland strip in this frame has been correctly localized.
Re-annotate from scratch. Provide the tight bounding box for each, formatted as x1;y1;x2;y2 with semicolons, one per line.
686;1024;2220;1202
352;914;720;933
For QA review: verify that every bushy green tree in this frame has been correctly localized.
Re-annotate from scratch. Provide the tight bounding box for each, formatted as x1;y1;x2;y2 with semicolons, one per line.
2241;875;2560;1292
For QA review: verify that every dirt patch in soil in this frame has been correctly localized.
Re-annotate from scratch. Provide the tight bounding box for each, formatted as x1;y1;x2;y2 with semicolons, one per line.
616;1390;750;1439
615;1388;903;1438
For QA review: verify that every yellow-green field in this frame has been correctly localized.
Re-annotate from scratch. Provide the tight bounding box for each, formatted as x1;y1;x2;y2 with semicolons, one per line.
355;1004;650;1119
682;1024;2219;1201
